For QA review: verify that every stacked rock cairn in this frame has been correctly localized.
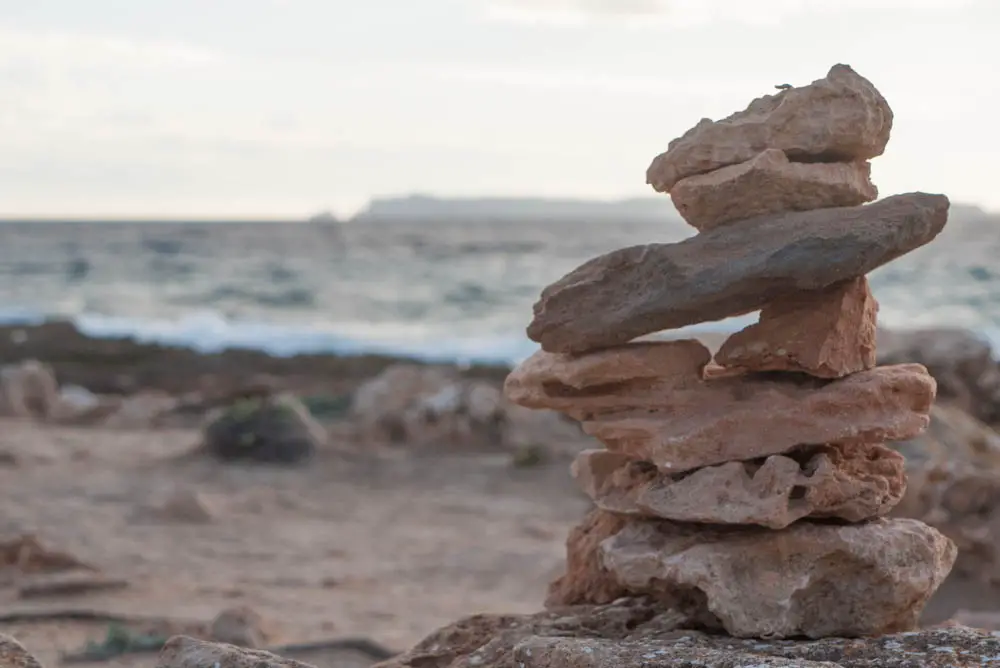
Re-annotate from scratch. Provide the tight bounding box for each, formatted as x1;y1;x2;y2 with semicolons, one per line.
503;64;958;639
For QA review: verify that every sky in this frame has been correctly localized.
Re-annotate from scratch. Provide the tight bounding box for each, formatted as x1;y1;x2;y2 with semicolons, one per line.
0;0;996;218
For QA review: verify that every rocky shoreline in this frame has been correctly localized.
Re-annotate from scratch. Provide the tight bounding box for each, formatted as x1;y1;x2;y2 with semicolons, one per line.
0;320;512;398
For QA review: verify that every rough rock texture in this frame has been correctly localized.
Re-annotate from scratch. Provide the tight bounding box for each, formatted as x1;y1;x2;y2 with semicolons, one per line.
572;442;906;529
506;339;935;473
527;193;949;353
599;514;956;638
646;64;893;192
156;635;316;668
670;149;878;230
546;509;630;608
201;393;324;464
715;276;878;378
0;634;43;668
892;403;1000;585
879;327;1000;427
375;599;1000;668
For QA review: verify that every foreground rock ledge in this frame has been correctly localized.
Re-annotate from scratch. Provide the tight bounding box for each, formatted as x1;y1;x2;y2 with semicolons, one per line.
647;63;893;192
527;192;948;354
669;149;878;231
572;442;906;529
374;600;999;668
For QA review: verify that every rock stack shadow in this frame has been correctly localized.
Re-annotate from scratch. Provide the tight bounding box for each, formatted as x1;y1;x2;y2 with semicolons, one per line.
505;64;957;640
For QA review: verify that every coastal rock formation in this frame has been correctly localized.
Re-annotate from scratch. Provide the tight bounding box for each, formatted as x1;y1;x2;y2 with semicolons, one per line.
526;193;949;354
572;443;906;529
646;64;893;192
375;601;1000;668
379;63;957;659
669;149;878;230
715;276;879;377
0;633;43;668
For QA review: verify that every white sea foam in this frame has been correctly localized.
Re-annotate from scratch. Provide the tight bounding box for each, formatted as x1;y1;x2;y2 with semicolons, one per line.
0;307;996;366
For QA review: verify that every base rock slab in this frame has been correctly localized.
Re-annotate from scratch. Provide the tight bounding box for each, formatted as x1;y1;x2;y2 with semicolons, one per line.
600;514;956;638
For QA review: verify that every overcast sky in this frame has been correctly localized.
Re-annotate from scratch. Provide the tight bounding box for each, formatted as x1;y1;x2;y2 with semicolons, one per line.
0;0;995;218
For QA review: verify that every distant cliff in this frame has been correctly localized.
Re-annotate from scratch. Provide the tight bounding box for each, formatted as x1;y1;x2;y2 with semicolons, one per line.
351;195;682;222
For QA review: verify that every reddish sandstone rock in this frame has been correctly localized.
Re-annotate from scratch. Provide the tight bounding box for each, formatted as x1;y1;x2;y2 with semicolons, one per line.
572;442;906;529
714;276;878;378
601;515;956;638
506;340;935;473
647;64;892;192
503;339;711;414
670;149;878;231
545;510;629;608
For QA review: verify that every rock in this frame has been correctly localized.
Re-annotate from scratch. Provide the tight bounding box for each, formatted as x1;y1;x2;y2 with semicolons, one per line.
0;633;43;668
646;64;892;192
891;404;1000;584
0;360;58;420
376;599;1000;668
598;514;955;638
0;534;97;575
506;340;935;473
879;327;1000;427
137;490;218;524
545;509;630;608
17;572;129;599
156;635;315;668
714;276;878;378
47;384;121;425
209;606;266;648
949;609;1000;631
670;149;878;230
506;341;711;405
572;441;906;529
527;193;949;353
201;393;323;464
352;363;536;448
104;391;180;428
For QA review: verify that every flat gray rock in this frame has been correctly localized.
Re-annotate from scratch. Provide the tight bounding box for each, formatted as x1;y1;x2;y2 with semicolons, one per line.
527;193;949;353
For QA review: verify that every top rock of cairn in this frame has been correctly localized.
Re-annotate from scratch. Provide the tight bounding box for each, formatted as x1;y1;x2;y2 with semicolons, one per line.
526;64;948;356
505;64;956;640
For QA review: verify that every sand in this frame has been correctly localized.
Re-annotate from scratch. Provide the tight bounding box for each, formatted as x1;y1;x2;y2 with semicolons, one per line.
0;417;588;667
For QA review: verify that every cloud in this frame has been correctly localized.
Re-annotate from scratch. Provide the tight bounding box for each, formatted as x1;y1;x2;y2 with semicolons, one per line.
0;26;226;70
484;0;976;27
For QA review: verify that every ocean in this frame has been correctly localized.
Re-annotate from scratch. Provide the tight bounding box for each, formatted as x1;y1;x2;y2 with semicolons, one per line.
1;210;999;365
